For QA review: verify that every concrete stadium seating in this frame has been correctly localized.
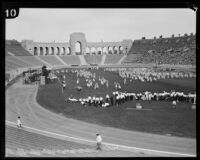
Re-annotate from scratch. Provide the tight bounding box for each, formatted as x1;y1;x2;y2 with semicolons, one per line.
59;55;81;65
104;55;124;64
121;54;141;64
6;42;32;56
5;61;21;71
18;56;45;66
84;55;103;65
6;49;11;56
39;56;64;66
6;56;31;70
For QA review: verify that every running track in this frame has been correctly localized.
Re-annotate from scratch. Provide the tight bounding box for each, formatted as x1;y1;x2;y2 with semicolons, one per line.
5;79;196;157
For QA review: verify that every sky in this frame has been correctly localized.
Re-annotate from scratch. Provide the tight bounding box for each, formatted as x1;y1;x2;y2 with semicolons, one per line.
6;8;196;42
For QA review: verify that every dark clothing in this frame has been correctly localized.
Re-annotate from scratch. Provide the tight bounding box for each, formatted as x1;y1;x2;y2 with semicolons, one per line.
110;97;114;106
96;142;102;150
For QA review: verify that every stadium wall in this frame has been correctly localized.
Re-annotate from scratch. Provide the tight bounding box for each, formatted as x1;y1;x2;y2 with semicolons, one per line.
21;32;133;56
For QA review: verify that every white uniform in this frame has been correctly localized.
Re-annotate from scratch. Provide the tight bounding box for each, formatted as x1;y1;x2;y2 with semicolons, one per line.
96;135;102;143
17;119;22;128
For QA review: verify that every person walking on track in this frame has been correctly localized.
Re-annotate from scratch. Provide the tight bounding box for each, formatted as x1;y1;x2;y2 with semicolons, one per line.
96;133;102;151
17;116;23;129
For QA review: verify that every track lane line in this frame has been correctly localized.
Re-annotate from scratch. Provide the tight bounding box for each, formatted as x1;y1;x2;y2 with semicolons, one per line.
6;120;196;157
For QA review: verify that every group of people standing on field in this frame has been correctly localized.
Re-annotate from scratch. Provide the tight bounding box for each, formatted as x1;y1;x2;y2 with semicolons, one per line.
58;67;196;108
66;90;196;108
105;67;196;83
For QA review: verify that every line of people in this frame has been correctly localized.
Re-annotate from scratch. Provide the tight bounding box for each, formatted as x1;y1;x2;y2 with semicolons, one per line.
105;67;196;83
65;90;196;108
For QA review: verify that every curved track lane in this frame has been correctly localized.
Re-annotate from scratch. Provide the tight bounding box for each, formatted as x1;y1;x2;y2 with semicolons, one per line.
6;80;196;157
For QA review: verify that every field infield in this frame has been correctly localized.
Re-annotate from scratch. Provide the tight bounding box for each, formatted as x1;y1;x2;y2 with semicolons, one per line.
37;68;196;138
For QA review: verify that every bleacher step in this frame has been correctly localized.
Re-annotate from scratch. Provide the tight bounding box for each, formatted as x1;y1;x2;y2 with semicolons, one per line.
78;55;87;65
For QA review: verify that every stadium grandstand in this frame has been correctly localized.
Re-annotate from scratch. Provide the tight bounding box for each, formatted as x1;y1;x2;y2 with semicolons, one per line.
58;55;81;65
84;55;103;65
5;33;196;83
5;33;196;84
123;33;196;65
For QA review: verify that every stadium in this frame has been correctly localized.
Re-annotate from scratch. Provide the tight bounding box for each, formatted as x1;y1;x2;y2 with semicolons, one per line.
5;9;196;157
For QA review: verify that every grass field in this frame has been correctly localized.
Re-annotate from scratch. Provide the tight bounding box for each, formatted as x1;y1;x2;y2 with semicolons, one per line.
36;68;196;138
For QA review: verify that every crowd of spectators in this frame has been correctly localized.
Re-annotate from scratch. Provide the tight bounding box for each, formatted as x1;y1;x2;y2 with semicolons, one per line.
125;33;196;65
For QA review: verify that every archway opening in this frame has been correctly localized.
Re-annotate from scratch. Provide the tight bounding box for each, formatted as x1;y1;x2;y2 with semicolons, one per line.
75;42;81;55
119;46;123;54
34;47;38;56
125;47;128;54
45;47;49;55
40;47;44;55
67;47;71;55
108;46;113;54
56;47;60;55
103;47;108;54
86;47;90;55
91;47;96;55
97;47;102;55
113;46;118;54
51;47;54;55
62;47;66;55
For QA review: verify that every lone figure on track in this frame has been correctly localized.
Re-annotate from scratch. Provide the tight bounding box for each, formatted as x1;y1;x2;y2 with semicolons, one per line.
17;116;23;129
96;133;102;151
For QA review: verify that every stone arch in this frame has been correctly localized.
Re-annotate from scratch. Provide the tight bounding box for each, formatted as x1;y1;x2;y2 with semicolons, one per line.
60;47;65;55
62;47;66;55
103;47;108;54
113;46;118;54
125;46;128;54
40;47;44;55
34;47;38;56
97;47;102;55
75;42;81;55
108;46;113;54
67;47;71;55
45;47;49;55
119;46;123;54
69;32;87;55
91;47;96;55
56;47;60;55
51;47;54;55
86;47;90;54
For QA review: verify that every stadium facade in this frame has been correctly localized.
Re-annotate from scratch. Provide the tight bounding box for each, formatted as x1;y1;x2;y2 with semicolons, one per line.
21;32;133;56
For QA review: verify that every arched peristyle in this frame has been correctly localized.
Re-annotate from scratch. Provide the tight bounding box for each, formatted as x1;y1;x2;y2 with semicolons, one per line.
40;47;44;55
51;47;54;55
97;47;102;55
108;46;113;54
56;47;60;55
103;47;108;54
125;47;128;54
45;47;49;55
75;42;81;55
67;47;71;55
119;46;123;54
113;46;118;54
34;47;38;56
62;47;66;55
91;47;96;55
86;47;90;55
